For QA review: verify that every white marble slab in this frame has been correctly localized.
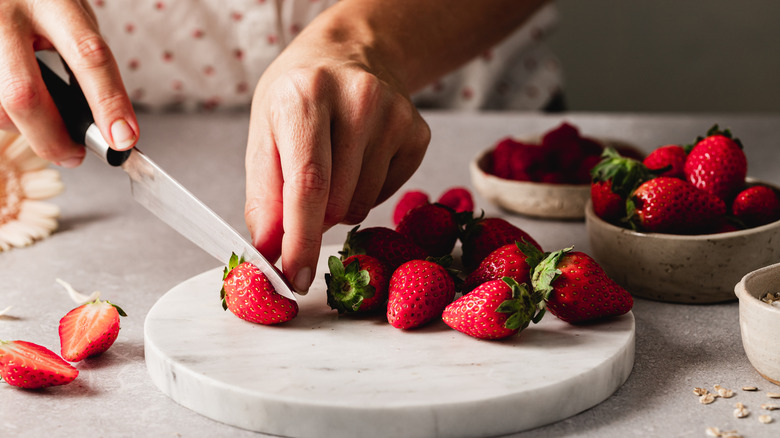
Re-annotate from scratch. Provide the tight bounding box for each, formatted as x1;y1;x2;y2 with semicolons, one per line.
144;245;635;438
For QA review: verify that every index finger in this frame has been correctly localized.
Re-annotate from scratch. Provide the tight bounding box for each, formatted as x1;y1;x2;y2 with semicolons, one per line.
37;1;138;151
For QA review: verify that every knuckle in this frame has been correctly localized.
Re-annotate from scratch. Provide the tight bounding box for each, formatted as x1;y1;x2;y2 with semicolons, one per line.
71;33;113;70
0;78;40;114
288;162;330;198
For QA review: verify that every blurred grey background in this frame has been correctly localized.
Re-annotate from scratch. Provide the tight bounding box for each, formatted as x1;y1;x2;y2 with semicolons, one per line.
547;1;780;112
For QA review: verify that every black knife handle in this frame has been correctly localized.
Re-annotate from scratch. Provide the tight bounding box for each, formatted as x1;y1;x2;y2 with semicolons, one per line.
36;53;131;167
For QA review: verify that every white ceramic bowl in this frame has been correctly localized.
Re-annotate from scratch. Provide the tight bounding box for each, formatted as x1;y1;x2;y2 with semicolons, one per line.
735;262;780;384
470;138;639;220
585;194;780;303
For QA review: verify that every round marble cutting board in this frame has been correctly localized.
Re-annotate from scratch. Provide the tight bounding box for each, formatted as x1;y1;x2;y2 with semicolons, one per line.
145;245;635;438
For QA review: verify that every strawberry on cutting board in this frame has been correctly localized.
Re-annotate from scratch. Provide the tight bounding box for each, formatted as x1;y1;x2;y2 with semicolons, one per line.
325;254;390;314
459;215;541;273
0;340;78;389
521;244;633;324
463;241;534;292
59;298;127;362
396;203;460;257
443;277;544;340
221;253;298;325
341;225;428;271
387;258;456;330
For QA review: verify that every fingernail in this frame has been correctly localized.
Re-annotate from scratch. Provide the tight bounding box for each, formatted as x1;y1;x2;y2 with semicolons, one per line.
57;157;83;168
111;119;136;149
293;267;312;294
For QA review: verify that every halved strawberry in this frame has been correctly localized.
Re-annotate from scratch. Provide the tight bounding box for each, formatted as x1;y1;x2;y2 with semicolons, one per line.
59;299;127;362
0;340;78;388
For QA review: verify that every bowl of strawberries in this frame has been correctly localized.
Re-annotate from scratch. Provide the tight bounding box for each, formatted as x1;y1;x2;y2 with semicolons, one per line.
585;125;780;303
471;122;643;219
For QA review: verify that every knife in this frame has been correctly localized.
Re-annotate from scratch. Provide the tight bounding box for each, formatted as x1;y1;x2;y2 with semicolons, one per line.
36;52;296;300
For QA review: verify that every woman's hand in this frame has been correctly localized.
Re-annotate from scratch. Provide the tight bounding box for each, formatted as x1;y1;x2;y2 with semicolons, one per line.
244;13;430;293
0;0;138;167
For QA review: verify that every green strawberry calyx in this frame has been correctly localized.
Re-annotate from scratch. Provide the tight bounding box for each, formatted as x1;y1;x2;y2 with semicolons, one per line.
325;256;376;314
688;124;743;151
221;252;245;311
590;148;653;199
521;245;574;302
496;277;546;330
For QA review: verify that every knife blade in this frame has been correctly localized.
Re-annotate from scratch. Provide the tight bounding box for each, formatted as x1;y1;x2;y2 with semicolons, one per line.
36;52;296;300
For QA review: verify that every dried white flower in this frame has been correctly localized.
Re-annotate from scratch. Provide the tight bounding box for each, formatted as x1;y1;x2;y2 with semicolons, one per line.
0;130;63;251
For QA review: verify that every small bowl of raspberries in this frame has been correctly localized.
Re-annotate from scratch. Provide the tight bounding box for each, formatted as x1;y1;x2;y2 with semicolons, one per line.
470;122;642;219
585;125;780;303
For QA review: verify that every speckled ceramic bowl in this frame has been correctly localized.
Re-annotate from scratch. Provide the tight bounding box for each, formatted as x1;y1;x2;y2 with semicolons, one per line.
735;262;780;384
470;138;638;220
585;195;780;304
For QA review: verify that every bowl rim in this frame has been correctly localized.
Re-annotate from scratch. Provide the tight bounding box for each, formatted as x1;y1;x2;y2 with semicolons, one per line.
735;262;780;314
584;195;780;241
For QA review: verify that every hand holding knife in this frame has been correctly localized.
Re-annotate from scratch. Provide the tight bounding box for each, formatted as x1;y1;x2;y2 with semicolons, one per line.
36;52;296;301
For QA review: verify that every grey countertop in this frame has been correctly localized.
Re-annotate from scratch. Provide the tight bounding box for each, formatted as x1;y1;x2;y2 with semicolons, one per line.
2;111;779;437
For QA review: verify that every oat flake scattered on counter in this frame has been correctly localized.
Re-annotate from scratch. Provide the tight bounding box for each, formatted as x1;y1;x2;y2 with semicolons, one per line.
733;402;749;418
762;403;780;411
0;130;64;251
768;393;780;399
741;386;758;392
706;428;742;438
758;414;774;424
56;278;101;305
0;305;12;316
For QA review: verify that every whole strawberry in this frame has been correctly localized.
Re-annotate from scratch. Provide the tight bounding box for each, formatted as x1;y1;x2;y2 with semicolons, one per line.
628;177;726;234
684;125;747;202
524;246;633;324
396;203;459;257
392;190;430;226
732;185;780;227
0;340;79;389
590;148;653;223
325;255;389;314
460;215;541;272
437;187;474;213
221;253;298;325
464;241;534;292
59;299;127;362
341;225;428;270
387;258;456;330
642;144;687;178
443;278;544;340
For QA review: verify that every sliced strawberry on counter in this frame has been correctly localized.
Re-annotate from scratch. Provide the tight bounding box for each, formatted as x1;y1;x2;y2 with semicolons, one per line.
522;245;633;324
628;176;727;234
684;125;747;202
0;340;78;389
325;255;390;314
392;190;430;226
396;203;460;257
59;298;127;362
642;144;687;178
732;185;780;228
387;258;456;330
341;225;428;270
221;253;298;325
443;277;544;340
437;187;474;213
459;214;541;273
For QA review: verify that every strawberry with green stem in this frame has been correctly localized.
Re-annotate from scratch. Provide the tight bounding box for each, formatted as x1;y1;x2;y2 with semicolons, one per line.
59;299;127;362
684;125;747;202
459;214;541;273
0;340;78;389
519;242;633;324
325;254;389;314
443;277;544;340
396;203;460;257
590;148;653;223
221;253;298;325
463;241;534;292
